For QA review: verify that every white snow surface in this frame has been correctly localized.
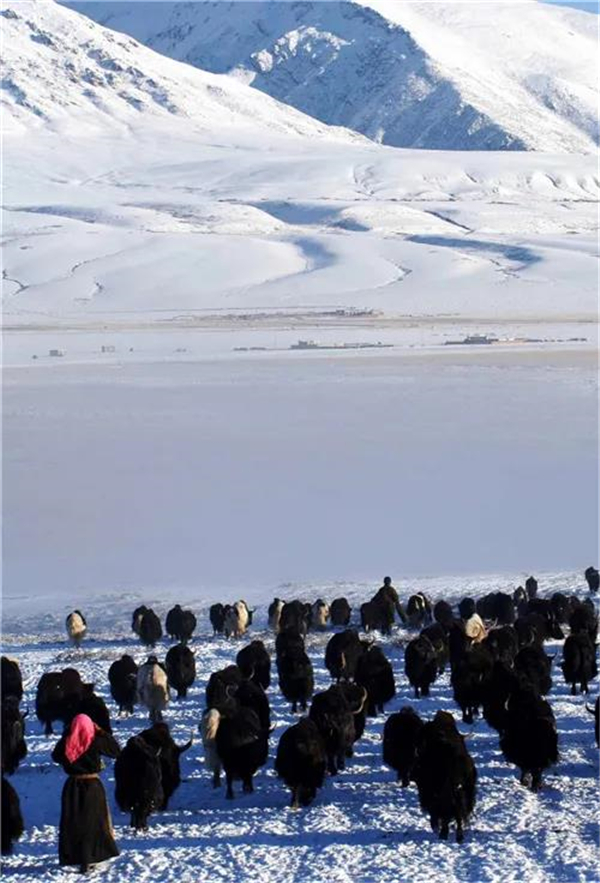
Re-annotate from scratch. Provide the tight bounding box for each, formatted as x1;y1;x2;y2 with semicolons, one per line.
1;574;599;883
1;0;363;141
2;1;598;336
1;7;599;880
70;0;599;152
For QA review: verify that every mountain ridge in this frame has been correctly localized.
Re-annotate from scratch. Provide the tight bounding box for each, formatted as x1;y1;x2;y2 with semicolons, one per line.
69;0;598;152
1;0;363;145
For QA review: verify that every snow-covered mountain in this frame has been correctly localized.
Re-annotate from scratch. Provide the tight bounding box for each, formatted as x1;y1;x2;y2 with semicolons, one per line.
3;0;597;333
0;0;360;143
70;0;599;152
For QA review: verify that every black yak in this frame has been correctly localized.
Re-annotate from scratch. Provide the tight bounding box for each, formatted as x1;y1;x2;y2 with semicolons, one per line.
383;707;424;787
405;593;432;629
209;603;226;636
414;711;477;844
355;645;395;716
108;655;138;715
275;718;327;808
584;566;599;593
451;644;494;724
330;598;352;627
138;609;162;648
325;630;365;682
138;723;192;810
114;735;164;830
405;635;438;699
277;645;314;714
1;698;27;775
500;687;558;791
309;686;364;775
514;645;553;696
236;640;271;690
1;658;23;704
165;605;197;644
561;633;597;695
1;776;24;855
166;644;196;699
215;707;269;799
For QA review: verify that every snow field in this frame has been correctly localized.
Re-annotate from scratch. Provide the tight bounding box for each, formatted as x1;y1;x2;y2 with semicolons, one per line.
1;573;598;883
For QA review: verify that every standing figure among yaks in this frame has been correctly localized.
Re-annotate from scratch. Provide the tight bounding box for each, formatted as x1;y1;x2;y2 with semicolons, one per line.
52;714;120;874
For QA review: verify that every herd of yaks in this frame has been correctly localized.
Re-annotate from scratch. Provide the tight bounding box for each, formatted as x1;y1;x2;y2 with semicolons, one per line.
2;569;599;853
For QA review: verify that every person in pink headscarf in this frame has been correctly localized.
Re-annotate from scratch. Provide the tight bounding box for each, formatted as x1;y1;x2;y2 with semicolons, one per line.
52;714;120;874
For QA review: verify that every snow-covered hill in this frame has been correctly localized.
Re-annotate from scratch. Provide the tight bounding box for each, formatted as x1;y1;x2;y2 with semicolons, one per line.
2;0;597;333
70;0;599;152
0;0;360;143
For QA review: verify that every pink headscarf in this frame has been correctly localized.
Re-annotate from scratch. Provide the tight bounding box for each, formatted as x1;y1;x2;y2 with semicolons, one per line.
65;714;97;764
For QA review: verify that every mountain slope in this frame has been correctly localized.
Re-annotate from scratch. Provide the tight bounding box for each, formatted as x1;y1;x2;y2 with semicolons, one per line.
70;0;598;152
3;0;597;333
0;0;361;144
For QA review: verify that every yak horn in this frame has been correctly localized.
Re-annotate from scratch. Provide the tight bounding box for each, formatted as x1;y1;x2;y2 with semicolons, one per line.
340;652;346;675
179;735;194;754
353;687;368;716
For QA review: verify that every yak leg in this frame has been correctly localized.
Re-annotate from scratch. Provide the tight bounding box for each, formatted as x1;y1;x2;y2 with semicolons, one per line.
456;820;464;844
225;772;235;800
242;775;253;794
212;768;221;788
531;770;542;793
520;770;532;789
439;821;449;841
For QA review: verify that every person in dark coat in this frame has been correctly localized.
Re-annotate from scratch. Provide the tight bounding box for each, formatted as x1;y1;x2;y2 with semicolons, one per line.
52;714;120;874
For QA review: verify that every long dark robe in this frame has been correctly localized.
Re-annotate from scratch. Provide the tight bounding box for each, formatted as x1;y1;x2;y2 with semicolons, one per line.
52;730;120;868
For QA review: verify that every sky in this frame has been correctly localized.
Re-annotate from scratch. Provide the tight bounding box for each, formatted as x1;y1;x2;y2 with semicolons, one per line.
542;0;599;9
